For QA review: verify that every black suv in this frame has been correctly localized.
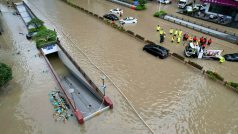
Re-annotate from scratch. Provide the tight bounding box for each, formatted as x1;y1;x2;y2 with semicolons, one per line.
103;14;119;21
143;44;169;59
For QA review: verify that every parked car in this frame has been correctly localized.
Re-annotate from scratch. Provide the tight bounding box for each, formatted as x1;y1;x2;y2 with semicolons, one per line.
109;8;123;16
103;14;119;21
224;53;238;62
119;17;137;25
186;6;193;13
143;44;169;59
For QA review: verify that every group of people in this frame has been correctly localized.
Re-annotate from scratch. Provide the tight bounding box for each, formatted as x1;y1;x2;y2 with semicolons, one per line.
170;28;183;44
156;26;213;49
183;34;212;49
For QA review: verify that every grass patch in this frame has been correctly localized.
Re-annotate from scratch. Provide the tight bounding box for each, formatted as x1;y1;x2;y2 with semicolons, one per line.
154;10;167;18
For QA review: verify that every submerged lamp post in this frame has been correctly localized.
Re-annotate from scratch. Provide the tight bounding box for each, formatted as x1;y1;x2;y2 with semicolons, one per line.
100;76;107;96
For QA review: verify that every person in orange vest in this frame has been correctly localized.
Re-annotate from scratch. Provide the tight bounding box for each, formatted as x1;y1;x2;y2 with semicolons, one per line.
207;38;212;46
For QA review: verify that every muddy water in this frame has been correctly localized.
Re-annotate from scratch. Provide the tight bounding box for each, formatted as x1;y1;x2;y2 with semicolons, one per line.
20;0;238;133
66;0;238;82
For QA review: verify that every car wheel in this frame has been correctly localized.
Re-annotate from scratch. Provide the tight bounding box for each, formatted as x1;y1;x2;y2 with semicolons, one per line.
133;22;135;23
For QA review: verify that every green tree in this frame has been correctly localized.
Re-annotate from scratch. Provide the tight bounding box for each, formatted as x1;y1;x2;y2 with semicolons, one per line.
0;62;12;87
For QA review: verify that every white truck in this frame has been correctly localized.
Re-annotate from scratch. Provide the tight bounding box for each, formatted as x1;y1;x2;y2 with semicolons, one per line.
178;0;193;9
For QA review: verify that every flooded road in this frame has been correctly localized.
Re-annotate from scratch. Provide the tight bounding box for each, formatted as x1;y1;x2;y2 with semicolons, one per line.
65;0;238;82
20;0;238;133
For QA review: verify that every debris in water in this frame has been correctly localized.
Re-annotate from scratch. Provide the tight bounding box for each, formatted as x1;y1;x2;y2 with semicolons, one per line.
49;90;71;123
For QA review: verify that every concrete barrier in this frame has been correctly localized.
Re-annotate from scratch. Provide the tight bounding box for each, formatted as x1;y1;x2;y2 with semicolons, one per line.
224;81;238;93
93;14;98;17
99;16;103;20
187;60;203;70
206;70;224;82
171;53;185;62
145;40;155;44
118;26;126;32
126;30;135;36
135;34;145;41
88;11;93;15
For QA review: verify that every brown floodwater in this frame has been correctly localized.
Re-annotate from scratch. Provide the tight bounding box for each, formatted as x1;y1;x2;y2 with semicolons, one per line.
1;0;238;133
67;0;238;82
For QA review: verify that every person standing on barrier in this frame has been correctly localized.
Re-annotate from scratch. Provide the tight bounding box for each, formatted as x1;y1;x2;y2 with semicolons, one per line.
169;28;173;35
156;25;161;32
